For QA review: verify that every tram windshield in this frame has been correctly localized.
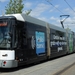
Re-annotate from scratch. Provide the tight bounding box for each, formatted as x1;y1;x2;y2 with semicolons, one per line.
0;19;11;48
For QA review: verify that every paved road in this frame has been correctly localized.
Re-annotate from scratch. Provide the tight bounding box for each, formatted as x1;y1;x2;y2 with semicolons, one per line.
55;63;75;75
0;54;75;75
61;64;75;75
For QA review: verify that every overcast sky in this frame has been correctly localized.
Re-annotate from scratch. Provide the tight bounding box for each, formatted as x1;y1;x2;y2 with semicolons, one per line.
0;0;75;31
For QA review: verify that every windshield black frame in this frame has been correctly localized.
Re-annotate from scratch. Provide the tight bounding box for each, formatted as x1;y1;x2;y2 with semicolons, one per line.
0;17;16;50
0;19;11;49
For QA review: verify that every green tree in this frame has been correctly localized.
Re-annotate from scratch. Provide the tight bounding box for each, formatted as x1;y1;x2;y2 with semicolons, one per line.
25;9;32;15
5;0;31;15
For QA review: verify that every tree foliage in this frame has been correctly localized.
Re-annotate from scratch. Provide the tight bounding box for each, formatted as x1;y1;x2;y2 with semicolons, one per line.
5;0;31;15
25;9;32;15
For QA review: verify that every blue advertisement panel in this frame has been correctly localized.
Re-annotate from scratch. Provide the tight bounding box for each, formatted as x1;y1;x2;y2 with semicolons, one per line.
35;31;45;55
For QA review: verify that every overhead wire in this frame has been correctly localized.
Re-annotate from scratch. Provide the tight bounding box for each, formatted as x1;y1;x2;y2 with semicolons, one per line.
46;0;75;27
64;0;75;24
64;0;75;13
46;0;65;15
46;0;71;28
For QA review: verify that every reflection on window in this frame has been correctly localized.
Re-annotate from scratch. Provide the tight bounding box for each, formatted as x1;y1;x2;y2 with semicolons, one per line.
0;19;11;48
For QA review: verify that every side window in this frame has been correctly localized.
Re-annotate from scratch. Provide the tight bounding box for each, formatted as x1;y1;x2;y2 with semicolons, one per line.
11;19;17;48
26;22;35;49
15;21;24;47
22;26;27;46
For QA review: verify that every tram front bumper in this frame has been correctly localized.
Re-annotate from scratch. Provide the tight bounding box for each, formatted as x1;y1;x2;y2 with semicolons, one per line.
0;60;18;68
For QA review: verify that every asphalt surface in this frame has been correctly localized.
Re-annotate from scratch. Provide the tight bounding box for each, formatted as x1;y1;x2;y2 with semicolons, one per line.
0;53;75;75
60;64;75;75
55;62;75;75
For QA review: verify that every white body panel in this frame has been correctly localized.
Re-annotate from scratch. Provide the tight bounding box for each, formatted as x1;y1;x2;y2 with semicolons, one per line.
0;50;15;60
5;14;25;21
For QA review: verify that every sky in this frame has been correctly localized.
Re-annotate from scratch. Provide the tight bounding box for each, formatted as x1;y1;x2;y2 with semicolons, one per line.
0;0;75;31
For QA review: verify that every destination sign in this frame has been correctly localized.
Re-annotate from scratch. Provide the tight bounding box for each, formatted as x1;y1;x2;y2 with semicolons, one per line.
0;22;7;26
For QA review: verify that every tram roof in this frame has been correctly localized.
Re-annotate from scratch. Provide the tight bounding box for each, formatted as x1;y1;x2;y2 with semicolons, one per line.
2;13;66;32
